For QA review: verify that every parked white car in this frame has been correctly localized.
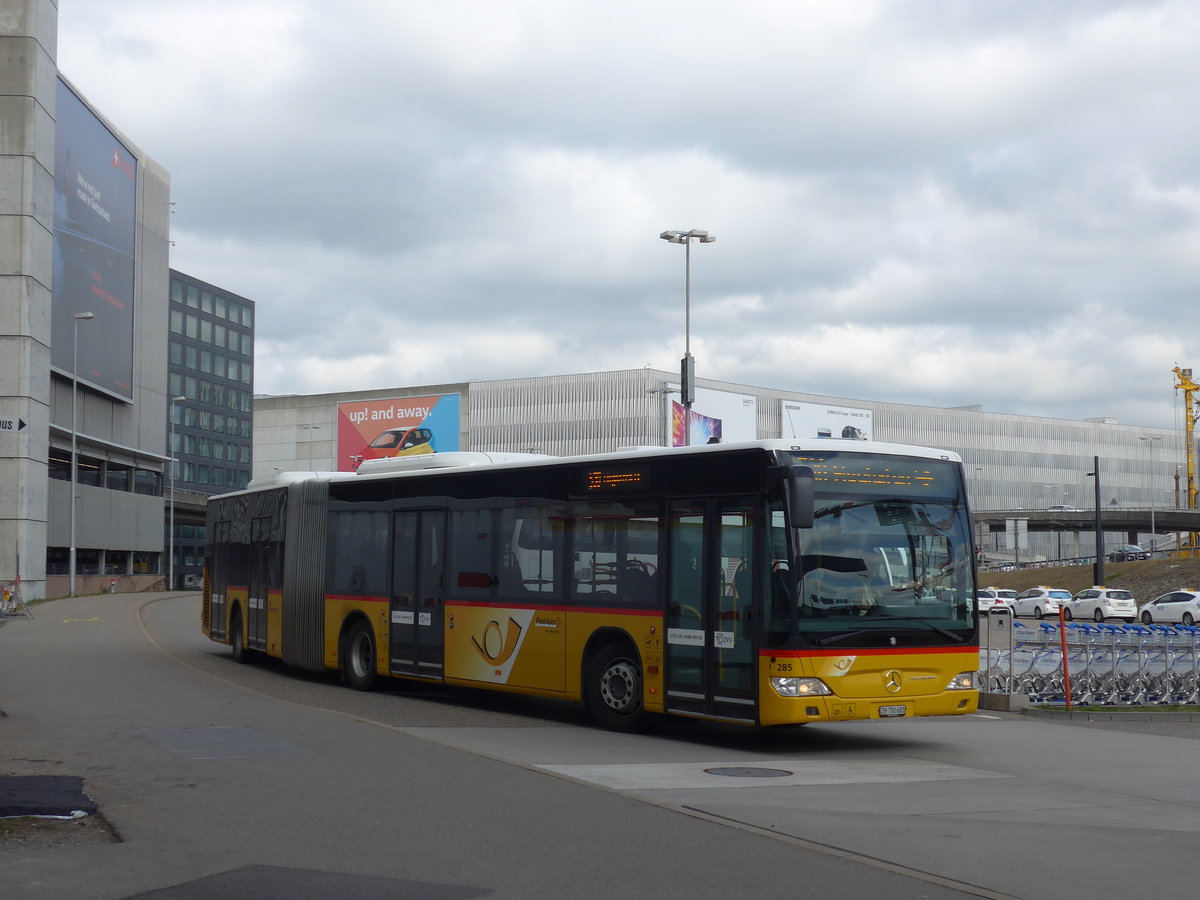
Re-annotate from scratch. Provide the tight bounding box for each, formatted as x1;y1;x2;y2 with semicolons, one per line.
976;589;1000;612
984;587;1018;605
1012;587;1072;620
1063;587;1137;623
1138;590;1200;626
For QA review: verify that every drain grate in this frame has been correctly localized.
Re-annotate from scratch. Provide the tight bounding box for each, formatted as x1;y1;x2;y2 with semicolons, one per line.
703;766;794;778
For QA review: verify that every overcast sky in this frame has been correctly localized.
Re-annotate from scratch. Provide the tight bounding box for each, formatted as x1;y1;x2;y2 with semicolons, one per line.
57;1;1200;428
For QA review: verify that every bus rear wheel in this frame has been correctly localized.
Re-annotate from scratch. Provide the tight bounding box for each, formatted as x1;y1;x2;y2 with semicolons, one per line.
587;642;650;732
230;609;248;664
342;620;377;691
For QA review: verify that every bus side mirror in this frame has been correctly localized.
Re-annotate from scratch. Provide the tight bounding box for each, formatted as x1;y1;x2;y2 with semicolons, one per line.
788;467;814;529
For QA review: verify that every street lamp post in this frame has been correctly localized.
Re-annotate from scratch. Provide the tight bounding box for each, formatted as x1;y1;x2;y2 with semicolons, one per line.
169;395;186;590
1140;435;1162;553
659;228;716;446
69;311;94;597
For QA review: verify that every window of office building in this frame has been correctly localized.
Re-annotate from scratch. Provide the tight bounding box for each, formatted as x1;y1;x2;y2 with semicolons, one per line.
134;468;161;496
106;463;132;491
48;448;70;481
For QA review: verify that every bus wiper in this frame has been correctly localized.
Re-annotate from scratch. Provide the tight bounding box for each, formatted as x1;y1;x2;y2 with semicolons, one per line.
813;629;872;646
814;497;914;519
813;621;967;646
897;619;968;643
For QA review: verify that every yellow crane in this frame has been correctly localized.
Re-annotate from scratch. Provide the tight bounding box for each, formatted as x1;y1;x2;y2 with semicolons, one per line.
1173;366;1198;554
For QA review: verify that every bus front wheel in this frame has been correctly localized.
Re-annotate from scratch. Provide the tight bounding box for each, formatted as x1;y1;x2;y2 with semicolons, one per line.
587;642;650;733
342;620;377;691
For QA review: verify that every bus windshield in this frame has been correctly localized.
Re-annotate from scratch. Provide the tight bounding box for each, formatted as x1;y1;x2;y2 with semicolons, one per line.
777;451;975;647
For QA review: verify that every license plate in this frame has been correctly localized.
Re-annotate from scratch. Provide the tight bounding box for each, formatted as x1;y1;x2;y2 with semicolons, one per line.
879;705;907;717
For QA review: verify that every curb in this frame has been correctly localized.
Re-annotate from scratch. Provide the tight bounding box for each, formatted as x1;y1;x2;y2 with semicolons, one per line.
1021;706;1200;722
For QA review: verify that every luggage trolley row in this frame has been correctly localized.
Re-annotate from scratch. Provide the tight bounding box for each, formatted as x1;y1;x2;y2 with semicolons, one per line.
981;618;1200;705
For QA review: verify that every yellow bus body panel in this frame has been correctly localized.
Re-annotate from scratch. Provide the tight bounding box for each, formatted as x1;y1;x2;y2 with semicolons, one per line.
757;647;979;726
266;588;284;658
442;604;666;712
323;597;390;673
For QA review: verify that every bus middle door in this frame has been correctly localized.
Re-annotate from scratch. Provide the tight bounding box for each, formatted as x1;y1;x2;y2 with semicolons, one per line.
390;509;447;680
665;498;758;723
247;515;271;651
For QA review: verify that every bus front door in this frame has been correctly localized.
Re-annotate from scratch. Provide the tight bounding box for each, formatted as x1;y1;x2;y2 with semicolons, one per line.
665;498;758;724
390;510;447;680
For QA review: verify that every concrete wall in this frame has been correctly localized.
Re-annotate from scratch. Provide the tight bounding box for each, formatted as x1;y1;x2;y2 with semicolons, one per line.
1;2;173;599
0;0;57;596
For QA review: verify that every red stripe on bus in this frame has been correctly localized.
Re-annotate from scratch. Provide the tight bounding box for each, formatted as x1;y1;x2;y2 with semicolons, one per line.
447;600;660;617
763;644;979;658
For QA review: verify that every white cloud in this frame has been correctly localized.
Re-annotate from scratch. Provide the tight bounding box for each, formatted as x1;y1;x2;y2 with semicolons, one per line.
56;0;1200;427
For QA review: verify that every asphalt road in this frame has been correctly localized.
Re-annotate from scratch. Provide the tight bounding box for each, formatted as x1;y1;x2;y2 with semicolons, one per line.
3;593;1199;899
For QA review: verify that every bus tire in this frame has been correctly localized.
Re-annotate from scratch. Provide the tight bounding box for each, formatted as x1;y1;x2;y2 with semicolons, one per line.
587;641;650;732
230;608;248;664
342;619;377;691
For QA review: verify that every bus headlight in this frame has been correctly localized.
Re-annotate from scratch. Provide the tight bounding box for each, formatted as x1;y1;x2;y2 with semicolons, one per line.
946;671;978;691
771;676;833;698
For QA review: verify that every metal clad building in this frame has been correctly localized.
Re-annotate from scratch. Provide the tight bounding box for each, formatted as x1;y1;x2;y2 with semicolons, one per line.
254;368;1186;562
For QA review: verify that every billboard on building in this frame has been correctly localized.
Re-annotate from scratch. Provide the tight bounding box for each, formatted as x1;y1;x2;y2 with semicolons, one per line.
336;394;461;471
781;400;873;441
666;386;757;446
51;78;138;402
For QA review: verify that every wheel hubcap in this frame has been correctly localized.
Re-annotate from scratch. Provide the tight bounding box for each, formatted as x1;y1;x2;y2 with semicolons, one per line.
600;660;639;713
352;634;371;677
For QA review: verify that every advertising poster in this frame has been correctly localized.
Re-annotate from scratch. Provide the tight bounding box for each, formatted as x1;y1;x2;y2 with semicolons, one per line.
781;400;873;441
667;386;757;447
336;394;461;471
51;78;138;402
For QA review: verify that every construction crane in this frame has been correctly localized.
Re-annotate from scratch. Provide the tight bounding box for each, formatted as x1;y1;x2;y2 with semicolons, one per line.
1173;366;1198;554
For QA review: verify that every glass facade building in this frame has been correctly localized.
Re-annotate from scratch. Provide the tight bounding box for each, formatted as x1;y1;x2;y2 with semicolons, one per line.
166;270;255;589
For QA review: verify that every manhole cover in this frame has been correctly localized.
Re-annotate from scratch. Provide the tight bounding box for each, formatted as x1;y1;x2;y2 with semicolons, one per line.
703;766;793;778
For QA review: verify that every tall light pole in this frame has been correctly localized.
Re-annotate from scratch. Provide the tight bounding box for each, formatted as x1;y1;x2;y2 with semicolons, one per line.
69;312;95;597
1140;435;1162;553
659;228;716;446
169;395;186;590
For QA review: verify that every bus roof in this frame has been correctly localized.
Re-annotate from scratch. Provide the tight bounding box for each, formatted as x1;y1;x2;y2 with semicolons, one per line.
228;439;962;498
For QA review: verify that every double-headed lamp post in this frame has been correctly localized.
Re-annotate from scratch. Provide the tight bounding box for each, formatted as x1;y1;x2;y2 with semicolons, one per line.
69;311;95;597
659;229;716;446
169;395;187;590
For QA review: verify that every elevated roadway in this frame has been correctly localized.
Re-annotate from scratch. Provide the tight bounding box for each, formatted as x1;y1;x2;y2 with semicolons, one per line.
974;507;1200;540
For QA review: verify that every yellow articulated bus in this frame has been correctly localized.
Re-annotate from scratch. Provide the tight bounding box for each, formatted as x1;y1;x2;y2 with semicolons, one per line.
202;440;979;731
